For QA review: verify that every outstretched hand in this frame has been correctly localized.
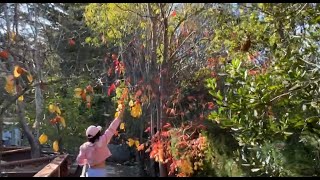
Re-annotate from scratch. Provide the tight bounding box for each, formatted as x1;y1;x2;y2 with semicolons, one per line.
118;108;125;120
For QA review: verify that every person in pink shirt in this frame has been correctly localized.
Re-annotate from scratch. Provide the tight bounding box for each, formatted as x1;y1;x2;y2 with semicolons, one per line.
76;110;124;177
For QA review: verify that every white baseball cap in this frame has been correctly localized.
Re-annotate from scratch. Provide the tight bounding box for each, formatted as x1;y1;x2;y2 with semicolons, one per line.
86;125;102;137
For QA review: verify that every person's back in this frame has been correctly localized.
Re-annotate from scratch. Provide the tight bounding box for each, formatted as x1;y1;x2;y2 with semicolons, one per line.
76;110;124;177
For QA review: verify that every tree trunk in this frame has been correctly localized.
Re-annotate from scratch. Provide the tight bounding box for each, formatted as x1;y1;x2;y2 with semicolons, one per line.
17;102;41;158
158;4;168;177
33;5;44;141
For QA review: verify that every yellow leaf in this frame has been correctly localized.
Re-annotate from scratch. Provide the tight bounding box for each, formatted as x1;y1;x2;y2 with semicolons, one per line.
13;65;25;78
53;140;59;152
27;73;33;83
55;106;61;115
115;111;119;118
117;104;123;111
120;122;125;130
48;104;56;113
130;102;142;118
129;100;134;107
127;138;135;147
135;140;140;147
60;116;66;128
18;95;24;102
39;133;48;145
74;88;82;98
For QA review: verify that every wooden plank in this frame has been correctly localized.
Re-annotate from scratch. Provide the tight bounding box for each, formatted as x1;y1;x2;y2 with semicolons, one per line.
33;154;69;177
0;147;31;156
0;156;56;168
2;170;39;177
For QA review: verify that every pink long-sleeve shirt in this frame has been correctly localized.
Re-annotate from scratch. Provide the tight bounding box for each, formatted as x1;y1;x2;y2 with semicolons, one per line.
76;117;121;166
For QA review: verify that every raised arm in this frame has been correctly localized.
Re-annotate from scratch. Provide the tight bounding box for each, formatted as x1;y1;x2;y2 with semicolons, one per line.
102;110;124;144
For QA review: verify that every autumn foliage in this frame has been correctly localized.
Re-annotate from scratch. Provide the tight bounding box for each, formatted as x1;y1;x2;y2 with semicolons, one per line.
144;122;207;177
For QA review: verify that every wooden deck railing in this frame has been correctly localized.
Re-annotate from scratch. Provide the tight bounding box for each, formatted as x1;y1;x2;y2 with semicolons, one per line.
0;147;31;161
33;154;69;177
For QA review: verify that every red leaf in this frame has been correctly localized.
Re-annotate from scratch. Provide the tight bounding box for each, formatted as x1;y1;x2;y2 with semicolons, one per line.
207;102;214;109
171;10;177;17
68;38;75;46
0;50;9;59
135;89;143;99
163;123;171;129
161;131;170;137
107;67;113;76
144;127;151;133
108;83;116;96
114;60;120;67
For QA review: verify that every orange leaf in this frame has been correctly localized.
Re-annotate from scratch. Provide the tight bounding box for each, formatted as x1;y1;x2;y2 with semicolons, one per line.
81;90;86;101
137;144;145;151
0;50;9;59
13;65;26;78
